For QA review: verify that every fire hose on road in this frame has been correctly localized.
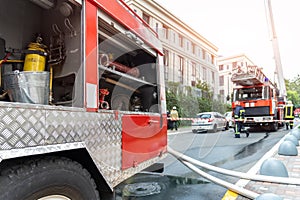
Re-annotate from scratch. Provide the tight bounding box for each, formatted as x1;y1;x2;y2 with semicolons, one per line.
168;147;300;199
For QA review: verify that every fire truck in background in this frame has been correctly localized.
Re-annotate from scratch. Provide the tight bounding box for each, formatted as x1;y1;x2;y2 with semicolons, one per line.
0;0;167;199
231;65;284;131
231;0;289;132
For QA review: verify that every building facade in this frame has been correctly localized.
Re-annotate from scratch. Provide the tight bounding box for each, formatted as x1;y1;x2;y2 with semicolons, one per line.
217;54;256;103
125;0;219;98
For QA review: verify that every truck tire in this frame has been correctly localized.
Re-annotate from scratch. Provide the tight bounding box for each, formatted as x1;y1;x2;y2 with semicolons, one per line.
0;157;100;200
269;122;278;132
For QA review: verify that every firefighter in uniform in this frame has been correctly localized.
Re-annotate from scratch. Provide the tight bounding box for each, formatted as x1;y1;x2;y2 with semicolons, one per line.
284;101;295;130
234;104;246;138
170;106;179;131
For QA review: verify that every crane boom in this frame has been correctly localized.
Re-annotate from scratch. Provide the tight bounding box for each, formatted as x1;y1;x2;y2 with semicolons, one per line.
265;0;287;100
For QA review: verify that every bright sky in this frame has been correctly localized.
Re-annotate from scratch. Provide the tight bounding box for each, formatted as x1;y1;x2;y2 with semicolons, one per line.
155;0;300;81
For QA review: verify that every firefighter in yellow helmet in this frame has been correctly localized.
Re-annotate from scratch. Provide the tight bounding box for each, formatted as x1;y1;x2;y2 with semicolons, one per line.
284;101;295;130
170;106;179;131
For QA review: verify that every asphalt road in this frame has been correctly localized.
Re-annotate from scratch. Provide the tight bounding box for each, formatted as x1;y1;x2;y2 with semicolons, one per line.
115;127;288;200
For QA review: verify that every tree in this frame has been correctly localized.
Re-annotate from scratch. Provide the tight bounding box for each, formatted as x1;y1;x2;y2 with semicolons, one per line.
166;80;230;127
285;77;300;106
195;80;212;112
195;80;212;99
166;81;180;110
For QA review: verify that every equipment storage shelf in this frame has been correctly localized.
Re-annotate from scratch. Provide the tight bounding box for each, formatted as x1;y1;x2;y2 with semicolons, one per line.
98;64;156;87
97;13;160;113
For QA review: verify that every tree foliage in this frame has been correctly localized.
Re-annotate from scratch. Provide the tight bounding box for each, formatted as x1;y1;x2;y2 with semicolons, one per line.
166;80;229;126
285;76;300;106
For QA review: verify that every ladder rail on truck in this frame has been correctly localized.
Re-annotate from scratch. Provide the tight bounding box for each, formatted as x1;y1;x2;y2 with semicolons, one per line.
231;65;283;131
0;0;167;199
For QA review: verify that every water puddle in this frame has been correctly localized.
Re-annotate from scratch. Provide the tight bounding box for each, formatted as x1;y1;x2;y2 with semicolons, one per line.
115;173;209;199
212;133;270;167
122;182;162;197
234;133;269;160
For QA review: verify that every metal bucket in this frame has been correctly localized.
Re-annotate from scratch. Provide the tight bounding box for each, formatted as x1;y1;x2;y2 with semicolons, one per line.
3;71;49;105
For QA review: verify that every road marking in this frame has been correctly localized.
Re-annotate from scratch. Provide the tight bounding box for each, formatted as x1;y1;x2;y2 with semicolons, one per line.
222;190;238;200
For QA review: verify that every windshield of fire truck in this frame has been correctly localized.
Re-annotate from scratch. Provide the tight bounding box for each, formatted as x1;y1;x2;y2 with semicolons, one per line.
233;86;270;101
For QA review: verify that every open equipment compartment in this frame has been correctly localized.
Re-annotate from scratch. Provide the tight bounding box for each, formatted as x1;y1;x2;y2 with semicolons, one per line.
0;0;83;107
98;15;159;113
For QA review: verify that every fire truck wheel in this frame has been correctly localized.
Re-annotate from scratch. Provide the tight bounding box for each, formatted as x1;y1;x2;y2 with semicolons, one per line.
0;157;100;200
270;122;278;132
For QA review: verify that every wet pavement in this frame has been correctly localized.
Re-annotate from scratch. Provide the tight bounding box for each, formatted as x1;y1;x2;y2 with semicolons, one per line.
115;127;289;199
115;173;226;200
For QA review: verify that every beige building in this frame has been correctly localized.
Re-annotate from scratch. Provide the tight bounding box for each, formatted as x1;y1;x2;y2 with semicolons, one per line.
217;54;255;103
125;0;219;98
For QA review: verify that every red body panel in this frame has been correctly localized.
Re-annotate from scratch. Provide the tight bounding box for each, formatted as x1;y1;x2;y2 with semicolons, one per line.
88;0;163;55
85;0;98;111
84;0;167;169
122;115;167;169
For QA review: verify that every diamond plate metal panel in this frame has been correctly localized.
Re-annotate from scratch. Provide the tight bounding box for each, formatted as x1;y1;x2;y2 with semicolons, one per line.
45;109;124;186
0;102;165;189
0;104;46;149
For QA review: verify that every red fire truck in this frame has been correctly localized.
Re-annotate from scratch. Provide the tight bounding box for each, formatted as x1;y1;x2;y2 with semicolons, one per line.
231;65;283;131
0;0;167;199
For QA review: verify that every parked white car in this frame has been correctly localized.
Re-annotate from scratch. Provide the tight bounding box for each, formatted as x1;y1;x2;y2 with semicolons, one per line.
224;111;235;128
192;112;227;133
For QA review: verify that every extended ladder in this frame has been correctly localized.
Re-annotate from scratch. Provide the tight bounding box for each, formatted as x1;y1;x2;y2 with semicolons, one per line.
231;65;268;86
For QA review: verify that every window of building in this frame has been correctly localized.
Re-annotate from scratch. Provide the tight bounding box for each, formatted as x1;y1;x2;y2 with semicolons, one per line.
219;65;224;71
173;32;176;43
163;24;168;39
186;41;189;51
179;34;183;47
163;49;169;67
219;75;224;86
232;61;237;68
155;23;159;33
198;48;202;57
192;43;196;54
198;64;201;78
179;56;184;84
163;50;169;81
203;67;207;81
211;55;215;64
179;56;184;72
212;71;215;84
192;62;196;76
164;65;169;81
202;50;206;60
142;12;150;24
